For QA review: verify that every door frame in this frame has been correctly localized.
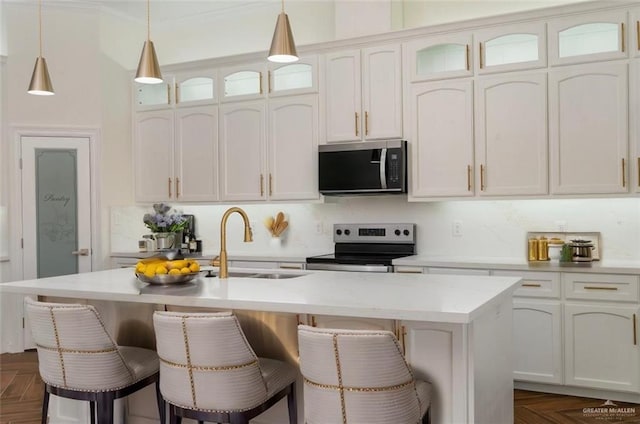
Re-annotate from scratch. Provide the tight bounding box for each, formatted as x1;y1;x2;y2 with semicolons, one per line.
6;126;101;351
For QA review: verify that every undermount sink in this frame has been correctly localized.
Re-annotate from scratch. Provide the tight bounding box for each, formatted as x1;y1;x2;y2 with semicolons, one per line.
204;271;306;279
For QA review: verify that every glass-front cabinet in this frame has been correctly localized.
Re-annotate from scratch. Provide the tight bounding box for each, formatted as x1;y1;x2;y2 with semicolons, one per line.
174;69;217;106
476;22;546;73
548;10;628;65
219;63;267;102
404;33;473;82
135;78;173;110
268;56;318;96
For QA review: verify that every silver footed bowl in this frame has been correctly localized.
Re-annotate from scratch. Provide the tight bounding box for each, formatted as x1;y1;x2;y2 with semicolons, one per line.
136;272;199;285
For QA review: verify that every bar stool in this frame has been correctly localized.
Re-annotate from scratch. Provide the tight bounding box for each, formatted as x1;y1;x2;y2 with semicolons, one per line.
297;325;432;424
152;311;297;424
25;298;164;424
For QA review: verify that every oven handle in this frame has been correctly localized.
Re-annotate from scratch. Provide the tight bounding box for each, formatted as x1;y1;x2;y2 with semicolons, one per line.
379;148;388;190
305;263;392;273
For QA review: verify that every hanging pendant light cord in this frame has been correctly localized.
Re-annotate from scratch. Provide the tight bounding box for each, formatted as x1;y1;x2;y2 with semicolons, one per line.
281;0;284;13
146;0;151;41
38;0;43;57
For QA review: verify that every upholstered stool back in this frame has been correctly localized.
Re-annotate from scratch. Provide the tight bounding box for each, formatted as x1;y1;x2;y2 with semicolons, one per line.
153;311;269;411
26;298;139;391
298;325;431;424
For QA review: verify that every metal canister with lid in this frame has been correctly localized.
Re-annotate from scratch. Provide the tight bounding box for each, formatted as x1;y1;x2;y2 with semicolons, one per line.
537;236;549;261
528;238;539;261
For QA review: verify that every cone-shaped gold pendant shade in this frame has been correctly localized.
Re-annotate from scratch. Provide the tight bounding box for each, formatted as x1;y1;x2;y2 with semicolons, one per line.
268;12;298;63
28;57;54;96
135;40;163;84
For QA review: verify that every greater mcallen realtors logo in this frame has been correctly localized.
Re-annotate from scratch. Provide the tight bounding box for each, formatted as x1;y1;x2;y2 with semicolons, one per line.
582;400;637;420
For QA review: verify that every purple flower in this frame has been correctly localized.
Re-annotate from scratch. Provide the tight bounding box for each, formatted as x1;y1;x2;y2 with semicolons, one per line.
143;204;188;233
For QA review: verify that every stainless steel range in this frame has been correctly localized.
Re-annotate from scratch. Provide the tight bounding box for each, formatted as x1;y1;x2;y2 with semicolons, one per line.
306;223;416;273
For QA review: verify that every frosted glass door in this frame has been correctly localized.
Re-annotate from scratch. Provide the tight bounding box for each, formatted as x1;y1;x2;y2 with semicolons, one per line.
21;137;92;280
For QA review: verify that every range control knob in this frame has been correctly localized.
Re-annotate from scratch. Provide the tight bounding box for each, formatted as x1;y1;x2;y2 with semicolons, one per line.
395;229;401;236
344;229;351;236
403;229;410;236
336;229;342;235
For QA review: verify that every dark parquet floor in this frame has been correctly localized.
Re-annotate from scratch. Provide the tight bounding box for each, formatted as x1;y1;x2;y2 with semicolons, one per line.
1;351;639;423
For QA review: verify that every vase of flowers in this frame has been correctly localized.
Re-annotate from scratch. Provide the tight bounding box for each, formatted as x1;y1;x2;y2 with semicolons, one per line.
143;203;188;250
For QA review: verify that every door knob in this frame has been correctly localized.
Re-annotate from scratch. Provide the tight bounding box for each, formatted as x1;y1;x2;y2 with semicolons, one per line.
71;248;89;256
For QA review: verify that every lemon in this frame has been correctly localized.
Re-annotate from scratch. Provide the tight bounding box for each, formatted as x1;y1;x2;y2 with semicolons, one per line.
136;263;146;273
180;267;192;274
156;265;168;275
168;269;181;276
168;260;188;270
189;262;200;272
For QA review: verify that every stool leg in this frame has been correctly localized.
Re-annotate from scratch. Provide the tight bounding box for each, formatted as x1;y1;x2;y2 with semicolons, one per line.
169;404;181;424
96;392;114;424
41;387;50;424
422;408;431;424
287;383;297;424
155;380;166;424
90;401;96;424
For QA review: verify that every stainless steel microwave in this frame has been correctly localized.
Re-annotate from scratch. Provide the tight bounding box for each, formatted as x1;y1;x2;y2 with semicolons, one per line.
318;140;407;195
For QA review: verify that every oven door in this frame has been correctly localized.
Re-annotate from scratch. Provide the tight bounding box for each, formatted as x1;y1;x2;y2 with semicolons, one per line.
305;263;393;273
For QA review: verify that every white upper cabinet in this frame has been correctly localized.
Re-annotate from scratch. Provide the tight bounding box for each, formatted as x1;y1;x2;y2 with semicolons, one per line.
475;72;548;196
219;101;266;201
324;44;402;142
267;95;319;201
476;22;546;74
134;110;174;202
268;56;318;97
549;62;628;194
404;33;473;82
134;78;173;110
174;69;217;106
633;61;640;193
633;8;640;57
409;79;474;198
548;10;629;66
219;63;267;102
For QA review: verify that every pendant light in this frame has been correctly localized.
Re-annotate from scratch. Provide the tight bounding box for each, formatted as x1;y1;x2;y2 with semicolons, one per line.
268;0;298;63
135;0;162;84
27;0;54;96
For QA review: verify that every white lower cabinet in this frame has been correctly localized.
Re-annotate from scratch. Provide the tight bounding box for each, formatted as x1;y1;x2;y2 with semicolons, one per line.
564;303;640;392
305;314;395;332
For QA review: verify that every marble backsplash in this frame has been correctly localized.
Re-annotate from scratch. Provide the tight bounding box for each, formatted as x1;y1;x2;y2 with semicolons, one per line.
110;198;640;263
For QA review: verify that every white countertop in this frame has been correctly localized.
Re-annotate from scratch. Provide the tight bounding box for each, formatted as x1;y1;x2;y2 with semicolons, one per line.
110;251;311;263
0;268;520;324
393;255;640;275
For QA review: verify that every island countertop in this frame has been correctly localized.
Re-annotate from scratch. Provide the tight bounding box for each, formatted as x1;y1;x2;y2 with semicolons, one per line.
0;268;520;324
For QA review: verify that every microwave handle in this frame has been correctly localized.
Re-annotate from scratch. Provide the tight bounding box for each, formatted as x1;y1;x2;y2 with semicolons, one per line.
379;148;388;189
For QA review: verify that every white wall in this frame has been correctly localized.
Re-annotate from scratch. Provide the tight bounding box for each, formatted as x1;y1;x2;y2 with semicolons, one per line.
111;198;640;264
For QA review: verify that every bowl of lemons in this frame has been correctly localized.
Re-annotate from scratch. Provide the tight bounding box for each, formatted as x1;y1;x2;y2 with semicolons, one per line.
135;258;201;285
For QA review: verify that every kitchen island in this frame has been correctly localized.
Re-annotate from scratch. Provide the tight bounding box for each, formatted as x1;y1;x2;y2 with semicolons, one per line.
1;268;521;424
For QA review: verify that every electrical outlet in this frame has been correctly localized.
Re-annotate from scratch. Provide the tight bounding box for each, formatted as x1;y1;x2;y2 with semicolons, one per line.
452;220;463;237
555;220;568;232
315;221;323;235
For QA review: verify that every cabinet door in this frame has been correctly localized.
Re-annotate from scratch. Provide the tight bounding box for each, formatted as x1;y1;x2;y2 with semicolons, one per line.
633;8;640;57
134;110;174;202
219;101;266;201
174;106;218;201
513;300;562;384
476;72;547;196
476;22;546;74
307;315;395;332
220;64;266;102
409;80;474;198
362;44;402;140
549;10;628;66
134;79;173;111
564;303;640;392
427;267;490;276
550;62;628;194
174;69;217;106
268;56;318;97
268;95;319;201
633;61;640;192
404;33;473;82
324;50;361;142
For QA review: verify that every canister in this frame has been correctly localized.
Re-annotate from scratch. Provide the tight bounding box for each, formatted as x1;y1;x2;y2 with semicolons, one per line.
528;238;539;261
537;236;549;261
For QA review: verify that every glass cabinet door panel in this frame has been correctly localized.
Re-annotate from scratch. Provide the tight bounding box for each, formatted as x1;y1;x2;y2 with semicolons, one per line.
558;23;620;58
485;34;539;67
223;71;262;98
272;64;313;92
178;77;214;103
135;82;170;108
416;44;468;75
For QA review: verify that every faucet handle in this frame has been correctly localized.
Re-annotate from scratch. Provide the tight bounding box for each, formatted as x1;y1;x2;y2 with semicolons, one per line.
210;256;221;267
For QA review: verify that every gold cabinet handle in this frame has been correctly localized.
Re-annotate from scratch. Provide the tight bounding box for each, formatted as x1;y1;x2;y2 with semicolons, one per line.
280;265;303;270
634;313;637;345
355;112;359;137
269;173;273;196
621;22;625;52
259;72;263;95
176;177;180;198
268;70;272;93
622;158;626;188
296;314;303;326
365;111;369;136
479;42;484;69
480;164;485;191
168;177;172;198
400;325;406;355
395;269;423;274
584;286;618;291
311;315;317;327
637;20;639;51
175;83;179;104
521;283;542;288
467;165;472;191
637;157;640;188
466;44;470;71
260;174;264;197
167;83;171;104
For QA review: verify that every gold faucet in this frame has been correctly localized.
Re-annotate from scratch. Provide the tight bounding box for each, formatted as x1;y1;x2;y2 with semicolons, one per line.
210;207;253;279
